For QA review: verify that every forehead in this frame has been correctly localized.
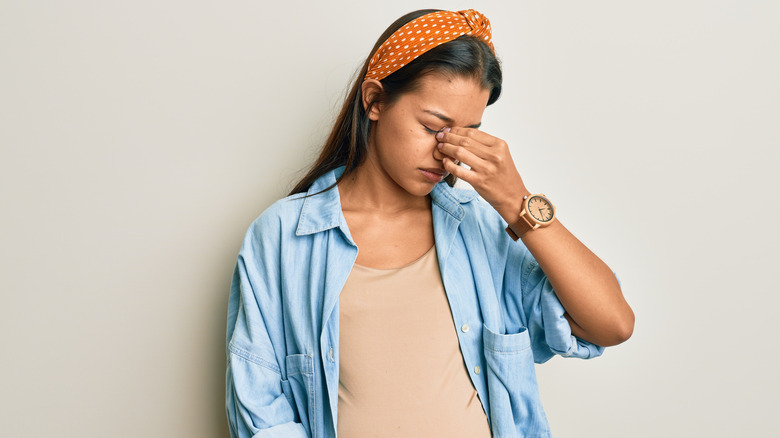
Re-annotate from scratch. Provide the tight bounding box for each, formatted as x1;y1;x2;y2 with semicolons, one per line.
402;73;490;124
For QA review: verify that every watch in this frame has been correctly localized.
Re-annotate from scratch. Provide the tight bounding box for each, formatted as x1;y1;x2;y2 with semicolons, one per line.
505;193;556;241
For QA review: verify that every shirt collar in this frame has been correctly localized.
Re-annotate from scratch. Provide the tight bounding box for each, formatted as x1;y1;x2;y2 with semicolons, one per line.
295;165;478;238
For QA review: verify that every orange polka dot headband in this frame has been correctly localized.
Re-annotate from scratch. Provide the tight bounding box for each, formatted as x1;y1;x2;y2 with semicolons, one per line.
365;9;495;81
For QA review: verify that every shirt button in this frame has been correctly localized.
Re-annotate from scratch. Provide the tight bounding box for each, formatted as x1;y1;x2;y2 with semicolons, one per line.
474;366;481;374
461;324;470;333
329;348;334;362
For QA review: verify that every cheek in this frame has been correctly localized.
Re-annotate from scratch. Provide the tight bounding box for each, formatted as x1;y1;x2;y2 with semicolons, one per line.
407;134;434;156
385;127;429;154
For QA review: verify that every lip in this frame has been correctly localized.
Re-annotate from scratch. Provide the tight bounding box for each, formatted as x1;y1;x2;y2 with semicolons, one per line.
420;168;447;182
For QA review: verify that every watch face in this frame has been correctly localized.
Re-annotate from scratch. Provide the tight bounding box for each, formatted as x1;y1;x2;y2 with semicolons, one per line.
528;196;554;223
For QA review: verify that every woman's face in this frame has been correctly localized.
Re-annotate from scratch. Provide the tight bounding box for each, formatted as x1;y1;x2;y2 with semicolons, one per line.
366;73;491;198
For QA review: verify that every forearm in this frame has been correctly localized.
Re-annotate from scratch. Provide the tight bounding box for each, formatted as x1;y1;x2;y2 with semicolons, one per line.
496;191;635;347
434;126;634;346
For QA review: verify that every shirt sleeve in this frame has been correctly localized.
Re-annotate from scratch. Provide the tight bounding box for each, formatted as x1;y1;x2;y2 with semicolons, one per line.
497;226;620;364
225;212;308;438
519;255;615;364
467;194;614;364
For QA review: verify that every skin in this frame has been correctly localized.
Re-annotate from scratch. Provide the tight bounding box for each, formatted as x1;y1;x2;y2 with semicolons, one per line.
337;72;634;347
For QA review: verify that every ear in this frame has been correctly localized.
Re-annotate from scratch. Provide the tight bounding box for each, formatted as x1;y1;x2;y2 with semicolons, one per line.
361;79;384;121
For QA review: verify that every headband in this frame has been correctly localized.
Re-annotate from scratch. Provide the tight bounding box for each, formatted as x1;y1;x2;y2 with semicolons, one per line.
364;9;495;81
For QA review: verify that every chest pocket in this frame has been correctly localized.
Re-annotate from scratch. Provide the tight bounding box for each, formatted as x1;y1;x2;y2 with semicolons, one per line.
285;353;317;438
482;324;551;438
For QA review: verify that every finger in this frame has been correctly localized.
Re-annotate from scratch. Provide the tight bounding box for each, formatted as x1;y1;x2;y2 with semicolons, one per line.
437;140;485;170
436;128;491;160
443;127;512;174
442;156;477;182
448;127;502;148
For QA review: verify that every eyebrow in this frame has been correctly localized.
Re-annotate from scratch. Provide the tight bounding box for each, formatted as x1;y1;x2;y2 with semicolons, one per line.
423;110;482;129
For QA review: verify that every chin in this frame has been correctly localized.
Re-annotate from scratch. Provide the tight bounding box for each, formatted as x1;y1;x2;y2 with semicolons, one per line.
409;182;437;197
390;169;438;198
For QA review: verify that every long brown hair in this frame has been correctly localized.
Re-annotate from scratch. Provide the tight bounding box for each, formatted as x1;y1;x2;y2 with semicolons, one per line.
288;9;502;197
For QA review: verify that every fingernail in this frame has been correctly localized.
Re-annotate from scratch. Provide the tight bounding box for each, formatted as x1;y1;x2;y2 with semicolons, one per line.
436;131;444;140
437;142;443;148
444;127;451;133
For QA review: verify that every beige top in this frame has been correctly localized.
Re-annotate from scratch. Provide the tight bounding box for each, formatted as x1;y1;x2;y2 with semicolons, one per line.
337;244;492;438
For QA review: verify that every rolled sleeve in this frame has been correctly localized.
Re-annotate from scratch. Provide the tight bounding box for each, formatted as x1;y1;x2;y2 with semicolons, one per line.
520;257;608;364
225;213;307;438
227;345;306;438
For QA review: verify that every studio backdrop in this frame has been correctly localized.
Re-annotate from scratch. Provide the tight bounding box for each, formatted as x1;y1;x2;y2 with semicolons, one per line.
1;1;778;437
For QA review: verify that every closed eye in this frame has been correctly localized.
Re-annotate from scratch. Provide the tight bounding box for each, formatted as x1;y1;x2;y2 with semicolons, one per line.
423;125;438;134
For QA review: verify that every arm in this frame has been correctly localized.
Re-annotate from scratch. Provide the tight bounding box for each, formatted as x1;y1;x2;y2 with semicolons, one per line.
502;200;634;347
437;127;634;347
226;218;307;438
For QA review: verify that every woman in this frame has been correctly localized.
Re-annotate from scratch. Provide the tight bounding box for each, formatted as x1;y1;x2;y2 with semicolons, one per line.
226;8;634;438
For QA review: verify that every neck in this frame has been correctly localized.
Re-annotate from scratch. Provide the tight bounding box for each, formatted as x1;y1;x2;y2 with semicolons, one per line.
337;157;431;215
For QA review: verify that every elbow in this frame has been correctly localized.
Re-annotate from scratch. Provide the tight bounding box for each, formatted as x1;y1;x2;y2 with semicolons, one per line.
583;306;634;347
566;306;634;347
603;307;635;346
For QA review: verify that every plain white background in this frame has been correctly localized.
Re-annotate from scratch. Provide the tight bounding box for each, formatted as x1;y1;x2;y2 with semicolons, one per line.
1;1;778;436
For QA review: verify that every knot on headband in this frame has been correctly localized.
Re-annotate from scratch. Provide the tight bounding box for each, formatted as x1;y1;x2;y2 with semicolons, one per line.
365;9;495;81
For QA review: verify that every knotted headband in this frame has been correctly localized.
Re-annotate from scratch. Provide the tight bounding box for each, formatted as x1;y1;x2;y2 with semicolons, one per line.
365;9;495;81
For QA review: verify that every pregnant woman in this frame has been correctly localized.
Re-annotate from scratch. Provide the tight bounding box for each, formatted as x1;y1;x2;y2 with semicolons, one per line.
225;8;634;438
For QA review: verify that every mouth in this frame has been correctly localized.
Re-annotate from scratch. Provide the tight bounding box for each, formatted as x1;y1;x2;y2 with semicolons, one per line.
420;167;447;182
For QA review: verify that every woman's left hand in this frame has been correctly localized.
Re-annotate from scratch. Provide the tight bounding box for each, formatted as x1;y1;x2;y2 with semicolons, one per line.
436;127;529;222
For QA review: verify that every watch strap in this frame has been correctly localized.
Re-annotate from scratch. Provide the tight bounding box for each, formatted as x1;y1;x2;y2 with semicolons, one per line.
505;214;535;241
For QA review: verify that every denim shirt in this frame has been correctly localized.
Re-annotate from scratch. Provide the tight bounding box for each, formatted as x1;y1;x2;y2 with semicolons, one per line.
226;165;613;438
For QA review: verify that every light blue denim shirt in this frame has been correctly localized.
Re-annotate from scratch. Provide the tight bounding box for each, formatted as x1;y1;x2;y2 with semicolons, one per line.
226;165;614;438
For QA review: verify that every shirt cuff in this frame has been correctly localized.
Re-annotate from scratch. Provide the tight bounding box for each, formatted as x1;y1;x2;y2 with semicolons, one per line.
539;283;605;360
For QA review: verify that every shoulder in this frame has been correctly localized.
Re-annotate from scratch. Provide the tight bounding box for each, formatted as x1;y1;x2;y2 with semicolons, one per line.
242;192;308;247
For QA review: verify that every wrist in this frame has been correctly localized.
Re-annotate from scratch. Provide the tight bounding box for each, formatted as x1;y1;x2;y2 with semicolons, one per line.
496;187;532;226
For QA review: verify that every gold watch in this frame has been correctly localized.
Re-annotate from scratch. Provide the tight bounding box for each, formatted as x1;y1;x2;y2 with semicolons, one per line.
505;193;556;241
